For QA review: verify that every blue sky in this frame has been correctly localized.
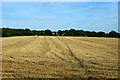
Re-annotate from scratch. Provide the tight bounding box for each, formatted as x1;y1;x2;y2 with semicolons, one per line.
2;2;118;32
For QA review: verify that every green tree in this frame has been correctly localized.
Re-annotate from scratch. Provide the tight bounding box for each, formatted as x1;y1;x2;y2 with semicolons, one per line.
108;31;119;37
97;32;106;37
45;29;52;36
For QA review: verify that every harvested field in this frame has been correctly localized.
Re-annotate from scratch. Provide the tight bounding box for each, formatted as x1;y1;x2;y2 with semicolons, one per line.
2;36;118;78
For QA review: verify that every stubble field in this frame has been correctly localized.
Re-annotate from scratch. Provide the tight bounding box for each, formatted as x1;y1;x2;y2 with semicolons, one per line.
2;36;118;78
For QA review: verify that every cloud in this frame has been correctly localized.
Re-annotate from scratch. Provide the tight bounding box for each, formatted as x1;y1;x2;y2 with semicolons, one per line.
2;2;118;32
88;5;100;10
42;2;52;6
72;4;82;6
88;5;95;9
41;2;64;8
88;5;111;10
102;6;110;9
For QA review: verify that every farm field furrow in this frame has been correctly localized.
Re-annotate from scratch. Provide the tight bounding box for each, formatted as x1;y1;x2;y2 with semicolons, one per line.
2;36;118;78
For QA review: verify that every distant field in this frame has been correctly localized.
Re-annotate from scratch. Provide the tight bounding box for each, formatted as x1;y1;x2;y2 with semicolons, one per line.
2;36;118;78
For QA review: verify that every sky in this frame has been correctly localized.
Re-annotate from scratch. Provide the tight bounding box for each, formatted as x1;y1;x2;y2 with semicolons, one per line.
2;2;118;32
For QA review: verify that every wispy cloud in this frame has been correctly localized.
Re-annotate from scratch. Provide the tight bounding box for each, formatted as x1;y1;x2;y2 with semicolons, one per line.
88;5;111;10
88;5;96;9
41;2;64;9
42;2;52;6
72;3;82;6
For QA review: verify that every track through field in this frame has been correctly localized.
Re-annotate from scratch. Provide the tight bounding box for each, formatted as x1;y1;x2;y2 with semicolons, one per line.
2;36;118;78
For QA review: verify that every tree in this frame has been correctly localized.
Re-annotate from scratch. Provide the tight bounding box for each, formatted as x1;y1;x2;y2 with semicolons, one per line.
45;29;52;36
58;30;64;36
97;32;106;37
108;31;119;37
2;28;120;38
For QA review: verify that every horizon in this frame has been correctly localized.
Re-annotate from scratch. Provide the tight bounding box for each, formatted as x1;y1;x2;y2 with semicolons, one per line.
1;27;118;33
2;2;118;33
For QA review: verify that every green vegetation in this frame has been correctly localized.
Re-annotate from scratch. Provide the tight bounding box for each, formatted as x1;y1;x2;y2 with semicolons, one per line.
1;28;119;37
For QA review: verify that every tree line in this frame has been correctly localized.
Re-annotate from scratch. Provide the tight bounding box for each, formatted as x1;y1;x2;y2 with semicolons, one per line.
1;28;119;38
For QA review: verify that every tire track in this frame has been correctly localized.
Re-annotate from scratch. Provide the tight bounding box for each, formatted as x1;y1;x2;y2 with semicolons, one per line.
61;38;118;74
20;37;50;57
37;37;51;56
57;37;87;77
46;37;79;68
57;37;84;68
64;38;117;57
42;37;51;52
2;36;118;78
49;37;65;55
48;37;73;64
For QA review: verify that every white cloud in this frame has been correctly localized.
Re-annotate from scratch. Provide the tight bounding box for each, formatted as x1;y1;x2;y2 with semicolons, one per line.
88;5;95;9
